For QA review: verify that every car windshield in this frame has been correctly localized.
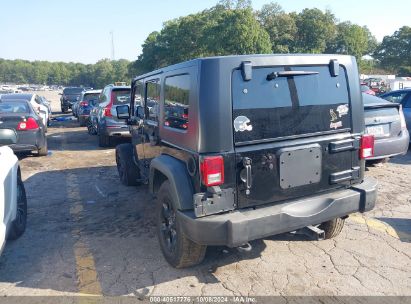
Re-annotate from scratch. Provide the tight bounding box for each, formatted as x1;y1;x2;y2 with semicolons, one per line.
0;101;30;113
64;88;83;94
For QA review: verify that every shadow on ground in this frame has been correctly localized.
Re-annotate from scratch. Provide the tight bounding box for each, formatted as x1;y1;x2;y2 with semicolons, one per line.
376;217;411;242
0;165;293;295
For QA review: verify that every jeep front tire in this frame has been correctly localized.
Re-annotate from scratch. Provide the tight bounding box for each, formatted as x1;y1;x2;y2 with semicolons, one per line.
156;180;206;268
115;143;140;186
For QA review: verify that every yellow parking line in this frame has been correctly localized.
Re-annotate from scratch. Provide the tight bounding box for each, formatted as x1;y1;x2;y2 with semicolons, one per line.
350;213;400;239
68;173;102;296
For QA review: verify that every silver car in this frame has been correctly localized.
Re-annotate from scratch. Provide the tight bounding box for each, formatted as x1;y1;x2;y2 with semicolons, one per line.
96;84;131;147
363;93;409;160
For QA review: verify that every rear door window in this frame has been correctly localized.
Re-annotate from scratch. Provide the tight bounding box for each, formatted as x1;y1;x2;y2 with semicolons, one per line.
146;81;160;122
232;65;351;143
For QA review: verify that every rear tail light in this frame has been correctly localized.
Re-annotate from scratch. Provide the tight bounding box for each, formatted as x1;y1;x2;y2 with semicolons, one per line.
103;106;112;117
17;117;39;130
200;156;224;187
103;92;115;117
360;134;375;159
80;101;88;107
399;105;407;130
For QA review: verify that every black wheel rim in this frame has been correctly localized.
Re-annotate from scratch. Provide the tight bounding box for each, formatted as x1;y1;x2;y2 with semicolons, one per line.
160;199;177;253
15;183;26;227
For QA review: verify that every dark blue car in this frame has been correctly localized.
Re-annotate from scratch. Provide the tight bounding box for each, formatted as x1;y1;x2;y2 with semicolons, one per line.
379;89;411;141
77;90;101;126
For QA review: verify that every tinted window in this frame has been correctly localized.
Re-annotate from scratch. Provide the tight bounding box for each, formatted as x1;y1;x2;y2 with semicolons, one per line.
112;89;130;105
0;101;30;113
146;81;160;121
381;92;408;103
164;74;190;131
83;93;100;102
63;88;84;94
232;65;351;143
134;81;144;106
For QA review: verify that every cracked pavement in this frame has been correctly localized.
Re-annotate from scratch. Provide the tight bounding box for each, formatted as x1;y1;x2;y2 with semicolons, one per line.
0;91;410;296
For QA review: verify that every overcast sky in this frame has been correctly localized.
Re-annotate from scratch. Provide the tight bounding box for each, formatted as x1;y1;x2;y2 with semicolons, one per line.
1;0;409;64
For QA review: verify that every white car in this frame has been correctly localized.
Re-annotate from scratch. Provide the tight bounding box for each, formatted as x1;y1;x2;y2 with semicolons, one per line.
0;93;50;130
0;129;27;253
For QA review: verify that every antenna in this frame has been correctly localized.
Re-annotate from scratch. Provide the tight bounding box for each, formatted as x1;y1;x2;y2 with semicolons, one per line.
110;31;115;61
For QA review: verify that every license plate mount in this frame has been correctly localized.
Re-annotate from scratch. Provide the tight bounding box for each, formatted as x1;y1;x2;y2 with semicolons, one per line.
279;145;322;189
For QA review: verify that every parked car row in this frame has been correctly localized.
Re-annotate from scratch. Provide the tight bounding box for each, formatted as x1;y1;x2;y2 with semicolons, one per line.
0;129;27;255
70;84;132;147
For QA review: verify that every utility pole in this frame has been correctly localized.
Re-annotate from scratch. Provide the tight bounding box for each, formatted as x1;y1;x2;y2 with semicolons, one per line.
110;31;115;61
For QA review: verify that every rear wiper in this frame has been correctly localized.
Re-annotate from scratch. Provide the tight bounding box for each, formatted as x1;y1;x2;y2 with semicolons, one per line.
267;71;319;81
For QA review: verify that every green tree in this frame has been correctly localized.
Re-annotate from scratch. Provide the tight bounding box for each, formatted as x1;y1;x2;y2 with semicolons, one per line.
373;26;411;75
293;8;337;53
133;4;271;73
327;22;377;60
257;2;297;53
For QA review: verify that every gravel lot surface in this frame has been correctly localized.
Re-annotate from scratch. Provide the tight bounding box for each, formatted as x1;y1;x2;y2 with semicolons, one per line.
0;91;410;297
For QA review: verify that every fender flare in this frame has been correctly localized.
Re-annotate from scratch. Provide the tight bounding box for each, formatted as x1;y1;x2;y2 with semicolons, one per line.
150;155;194;211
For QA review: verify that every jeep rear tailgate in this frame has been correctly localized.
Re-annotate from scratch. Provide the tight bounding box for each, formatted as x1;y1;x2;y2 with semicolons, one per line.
232;64;363;209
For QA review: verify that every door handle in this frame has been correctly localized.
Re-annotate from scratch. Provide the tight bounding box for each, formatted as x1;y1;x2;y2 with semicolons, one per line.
241;157;252;195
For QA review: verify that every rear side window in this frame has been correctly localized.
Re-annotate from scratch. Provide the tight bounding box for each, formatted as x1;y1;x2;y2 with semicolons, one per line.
164;74;190;131
112;89;130;105
232;65;351;143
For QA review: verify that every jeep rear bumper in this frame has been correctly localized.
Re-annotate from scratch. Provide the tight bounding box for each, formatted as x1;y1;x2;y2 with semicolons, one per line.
178;177;377;247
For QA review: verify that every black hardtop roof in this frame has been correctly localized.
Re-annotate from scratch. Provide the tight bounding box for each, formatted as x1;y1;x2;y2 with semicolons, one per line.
132;53;355;81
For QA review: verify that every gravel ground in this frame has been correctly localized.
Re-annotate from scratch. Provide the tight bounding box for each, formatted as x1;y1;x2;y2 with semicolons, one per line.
0;91;410;297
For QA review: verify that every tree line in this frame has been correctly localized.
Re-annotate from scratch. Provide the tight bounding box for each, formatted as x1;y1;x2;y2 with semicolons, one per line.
0;58;131;88
1;0;410;87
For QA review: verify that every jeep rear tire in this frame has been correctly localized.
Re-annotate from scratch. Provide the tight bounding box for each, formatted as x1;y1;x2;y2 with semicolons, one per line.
116;144;140;186
156;181;206;268
319;217;345;239
7;178;27;240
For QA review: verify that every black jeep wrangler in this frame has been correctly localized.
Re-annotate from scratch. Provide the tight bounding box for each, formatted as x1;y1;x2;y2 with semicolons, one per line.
115;54;377;268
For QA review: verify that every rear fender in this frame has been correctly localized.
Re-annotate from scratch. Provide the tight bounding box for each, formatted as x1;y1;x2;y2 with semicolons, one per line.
149;155;194;211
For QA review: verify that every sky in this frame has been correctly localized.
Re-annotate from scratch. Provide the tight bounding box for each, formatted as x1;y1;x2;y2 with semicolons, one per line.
0;0;409;64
